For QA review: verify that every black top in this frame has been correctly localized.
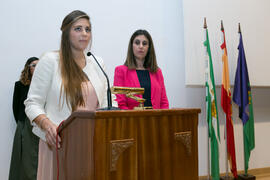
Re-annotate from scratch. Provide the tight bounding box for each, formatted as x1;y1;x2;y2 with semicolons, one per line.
136;70;152;107
12;81;30;123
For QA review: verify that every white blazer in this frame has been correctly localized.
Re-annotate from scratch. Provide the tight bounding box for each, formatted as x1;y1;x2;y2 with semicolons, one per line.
25;51;117;140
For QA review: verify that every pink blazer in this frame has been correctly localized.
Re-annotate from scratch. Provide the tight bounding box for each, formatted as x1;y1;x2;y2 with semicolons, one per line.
113;65;169;110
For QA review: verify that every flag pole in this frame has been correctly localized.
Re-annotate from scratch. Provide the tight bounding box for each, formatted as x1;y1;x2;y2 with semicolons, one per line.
236;23;255;180
238;23;247;176
220;20;234;180
238;22;249;176
204;17;211;180
238;23;241;34
238;22;249;178
221;20;229;177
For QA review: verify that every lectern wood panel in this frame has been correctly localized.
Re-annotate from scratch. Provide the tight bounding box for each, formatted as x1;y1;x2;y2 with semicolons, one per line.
53;108;200;180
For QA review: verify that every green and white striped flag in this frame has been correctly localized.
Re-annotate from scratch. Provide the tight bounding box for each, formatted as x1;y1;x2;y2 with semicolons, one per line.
204;27;220;180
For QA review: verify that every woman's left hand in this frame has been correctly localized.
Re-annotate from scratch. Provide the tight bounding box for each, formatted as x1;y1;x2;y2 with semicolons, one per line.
43;119;61;149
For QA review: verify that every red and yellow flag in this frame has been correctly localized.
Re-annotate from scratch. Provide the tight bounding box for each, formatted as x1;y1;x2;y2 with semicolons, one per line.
220;27;238;178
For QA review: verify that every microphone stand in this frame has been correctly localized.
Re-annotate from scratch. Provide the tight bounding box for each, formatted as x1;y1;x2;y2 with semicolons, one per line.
87;52;119;111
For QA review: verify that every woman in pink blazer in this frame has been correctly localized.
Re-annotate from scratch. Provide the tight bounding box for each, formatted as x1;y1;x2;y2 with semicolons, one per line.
113;29;169;110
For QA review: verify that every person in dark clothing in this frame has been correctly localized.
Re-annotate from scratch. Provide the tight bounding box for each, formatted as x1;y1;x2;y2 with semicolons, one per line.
9;57;39;180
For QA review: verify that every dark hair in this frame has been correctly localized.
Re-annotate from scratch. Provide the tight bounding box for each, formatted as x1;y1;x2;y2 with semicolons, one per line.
59;10;91;111
124;29;158;72
20;57;39;85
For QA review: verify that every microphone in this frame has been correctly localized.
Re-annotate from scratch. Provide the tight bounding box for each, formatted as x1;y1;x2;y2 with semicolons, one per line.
87;52;119;110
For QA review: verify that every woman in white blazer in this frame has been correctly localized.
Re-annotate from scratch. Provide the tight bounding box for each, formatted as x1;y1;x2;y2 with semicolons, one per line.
24;10;117;180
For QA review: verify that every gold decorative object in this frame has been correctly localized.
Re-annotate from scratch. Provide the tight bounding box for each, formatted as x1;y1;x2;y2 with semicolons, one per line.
111;86;152;110
110;139;134;171
174;131;192;156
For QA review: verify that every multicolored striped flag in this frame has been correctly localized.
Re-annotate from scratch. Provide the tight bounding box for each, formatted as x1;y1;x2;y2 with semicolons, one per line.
204;25;220;180
233;31;255;174
220;24;238;178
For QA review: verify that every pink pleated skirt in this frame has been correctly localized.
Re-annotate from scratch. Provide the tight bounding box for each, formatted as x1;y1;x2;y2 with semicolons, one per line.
37;139;53;180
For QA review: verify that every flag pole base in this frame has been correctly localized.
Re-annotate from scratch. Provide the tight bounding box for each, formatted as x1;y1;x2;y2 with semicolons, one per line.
238;174;256;180
220;175;235;180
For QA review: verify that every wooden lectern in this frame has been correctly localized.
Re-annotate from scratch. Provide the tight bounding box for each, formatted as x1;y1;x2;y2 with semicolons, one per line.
53;108;200;180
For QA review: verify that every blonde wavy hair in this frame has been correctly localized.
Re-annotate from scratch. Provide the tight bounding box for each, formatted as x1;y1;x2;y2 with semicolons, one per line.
20;57;39;85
